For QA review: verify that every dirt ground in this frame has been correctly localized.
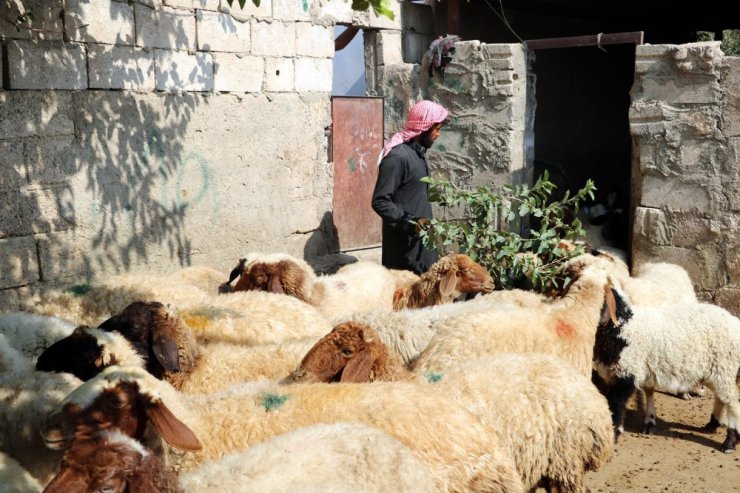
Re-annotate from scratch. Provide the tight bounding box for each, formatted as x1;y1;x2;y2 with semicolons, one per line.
583;390;740;492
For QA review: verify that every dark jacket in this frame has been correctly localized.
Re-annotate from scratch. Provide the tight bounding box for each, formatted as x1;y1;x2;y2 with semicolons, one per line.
371;141;439;274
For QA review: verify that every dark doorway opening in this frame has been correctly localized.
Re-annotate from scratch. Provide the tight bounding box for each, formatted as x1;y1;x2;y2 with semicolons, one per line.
531;42;635;260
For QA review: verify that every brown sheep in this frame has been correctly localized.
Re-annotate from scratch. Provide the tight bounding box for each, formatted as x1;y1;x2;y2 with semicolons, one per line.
282;321;412;384
43;431;181;493
392;253;494;310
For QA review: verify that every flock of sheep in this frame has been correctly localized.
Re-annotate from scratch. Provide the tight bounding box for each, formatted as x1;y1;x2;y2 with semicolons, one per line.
1;246;739;492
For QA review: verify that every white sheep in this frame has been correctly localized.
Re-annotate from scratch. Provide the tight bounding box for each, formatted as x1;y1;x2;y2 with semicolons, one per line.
0;311;76;360
177;290;332;346
337;298;523;366
413;262;612;377
43;423;437;493
0;340;81;484
0;451;43;493
231;253;399;318
593;285;740;453
43;366;525;492
283;325;615;493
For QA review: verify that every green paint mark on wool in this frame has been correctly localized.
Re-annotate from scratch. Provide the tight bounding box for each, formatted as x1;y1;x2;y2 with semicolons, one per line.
262;392;289;411
426;373;443;383
67;284;92;296
302;0;308;11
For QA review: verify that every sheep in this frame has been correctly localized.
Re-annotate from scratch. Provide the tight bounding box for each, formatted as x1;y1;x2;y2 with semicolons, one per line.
35;302;192;386
177;291;332;346
0;340;81;484
283;324;615;493
43;430;181;493
413;260;614;377
0;451;43;493
593;285;740;453
45;423;437;493
336;298;525;367
282;322;412;384
0;311;76;360
42;365;525;492
35;303;318;392
391;253;494;310
232;253;399;319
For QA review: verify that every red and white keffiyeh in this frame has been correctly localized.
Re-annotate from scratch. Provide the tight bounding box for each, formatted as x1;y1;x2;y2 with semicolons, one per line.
378;100;448;164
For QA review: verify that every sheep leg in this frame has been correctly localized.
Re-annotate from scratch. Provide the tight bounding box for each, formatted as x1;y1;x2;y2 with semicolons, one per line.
704;397;723;433
642;387;657;434
605;377;635;440
720;398;740;453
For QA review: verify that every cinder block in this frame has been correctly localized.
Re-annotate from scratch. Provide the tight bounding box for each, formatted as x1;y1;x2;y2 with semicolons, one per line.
155;49;214;91
88;44;156;90
66;0;135;45
162;0;220;10
6;40;87;90
375;29;403;66
295;23;333;58
312;0;353;24
0;91;74;139
264;57;294;92
294;57;332;92
0;141;27;191
24;137;76;186
273;0;311;21
251;20;296;57
367;0;402;30
0;236;39;289
197;10;250;52
135;4;197;50
0;0;64;42
214;53;264;92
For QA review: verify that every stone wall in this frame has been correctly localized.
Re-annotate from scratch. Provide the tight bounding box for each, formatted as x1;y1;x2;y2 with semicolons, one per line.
0;0;402;310
630;42;740;315
372;40;530;230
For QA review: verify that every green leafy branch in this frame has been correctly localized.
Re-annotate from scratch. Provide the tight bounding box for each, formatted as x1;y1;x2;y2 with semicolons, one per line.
419;171;597;293
224;0;395;19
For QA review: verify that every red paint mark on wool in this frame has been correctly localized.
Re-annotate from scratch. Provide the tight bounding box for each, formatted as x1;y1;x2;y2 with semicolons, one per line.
554;319;575;338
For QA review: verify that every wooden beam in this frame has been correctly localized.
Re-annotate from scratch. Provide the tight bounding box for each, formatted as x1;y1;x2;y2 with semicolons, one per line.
447;0;460;35
524;31;644;50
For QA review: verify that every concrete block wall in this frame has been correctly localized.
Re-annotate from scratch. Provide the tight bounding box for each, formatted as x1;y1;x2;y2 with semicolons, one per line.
0;0;403;310
374;40;530;191
630;41;740;315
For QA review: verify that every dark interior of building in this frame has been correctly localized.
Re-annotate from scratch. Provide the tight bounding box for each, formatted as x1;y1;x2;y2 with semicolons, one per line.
428;0;737;256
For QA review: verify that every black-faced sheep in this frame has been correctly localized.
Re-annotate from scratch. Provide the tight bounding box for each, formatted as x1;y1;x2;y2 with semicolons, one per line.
41;366;524;492
593;285;740;453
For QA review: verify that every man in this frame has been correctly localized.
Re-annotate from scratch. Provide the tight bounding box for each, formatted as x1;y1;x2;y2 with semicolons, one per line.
371;100;448;274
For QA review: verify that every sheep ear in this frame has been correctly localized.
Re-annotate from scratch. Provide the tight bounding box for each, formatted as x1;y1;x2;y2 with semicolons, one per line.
144;400;202;451
267;273;285;294
340;351;376;383
600;283;618;325
152;334;180;373
439;269;457;297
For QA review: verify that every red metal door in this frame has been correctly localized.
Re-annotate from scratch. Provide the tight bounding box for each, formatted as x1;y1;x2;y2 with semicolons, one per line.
331;97;384;250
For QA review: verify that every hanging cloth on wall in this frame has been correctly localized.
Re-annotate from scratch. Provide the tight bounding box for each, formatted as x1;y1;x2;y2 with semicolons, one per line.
428;34;461;77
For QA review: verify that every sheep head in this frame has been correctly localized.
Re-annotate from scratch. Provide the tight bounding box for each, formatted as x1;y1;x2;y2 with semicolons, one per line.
36;326;145;381
97;301;197;383
233;259;312;302
42;366;202;453
282;322;386;384
43;431;180;493
399;253;494;309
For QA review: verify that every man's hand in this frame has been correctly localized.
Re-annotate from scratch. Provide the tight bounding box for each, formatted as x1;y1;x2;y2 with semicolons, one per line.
413;218;430;235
